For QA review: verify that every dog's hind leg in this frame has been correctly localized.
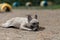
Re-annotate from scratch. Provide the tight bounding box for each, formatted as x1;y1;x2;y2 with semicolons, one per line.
1;18;14;28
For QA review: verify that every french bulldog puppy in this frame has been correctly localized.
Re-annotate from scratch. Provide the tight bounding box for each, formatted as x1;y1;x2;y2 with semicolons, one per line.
1;14;39;31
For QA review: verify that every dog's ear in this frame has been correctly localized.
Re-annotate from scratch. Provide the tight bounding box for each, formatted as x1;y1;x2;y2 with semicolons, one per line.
35;14;38;19
27;15;32;22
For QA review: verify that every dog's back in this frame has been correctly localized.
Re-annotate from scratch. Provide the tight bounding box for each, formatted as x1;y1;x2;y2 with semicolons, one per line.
1;17;28;28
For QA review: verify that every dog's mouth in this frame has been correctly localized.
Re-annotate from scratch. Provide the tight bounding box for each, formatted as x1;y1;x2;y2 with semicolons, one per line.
30;25;39;31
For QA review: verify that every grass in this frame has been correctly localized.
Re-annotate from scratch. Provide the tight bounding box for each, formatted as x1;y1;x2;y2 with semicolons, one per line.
13;5;60;10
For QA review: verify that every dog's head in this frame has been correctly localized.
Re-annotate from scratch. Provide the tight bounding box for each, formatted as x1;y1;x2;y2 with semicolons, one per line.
27;14;39;31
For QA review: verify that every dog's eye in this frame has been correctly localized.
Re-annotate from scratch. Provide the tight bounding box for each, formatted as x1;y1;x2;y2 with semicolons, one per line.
32;22;39;25
32;23;36;25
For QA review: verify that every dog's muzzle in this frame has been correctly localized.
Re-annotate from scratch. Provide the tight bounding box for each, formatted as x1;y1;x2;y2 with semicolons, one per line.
31;25;39;31
31;22;39;31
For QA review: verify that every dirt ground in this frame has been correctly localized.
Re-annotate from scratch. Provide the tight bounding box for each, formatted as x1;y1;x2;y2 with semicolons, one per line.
0;9;60;40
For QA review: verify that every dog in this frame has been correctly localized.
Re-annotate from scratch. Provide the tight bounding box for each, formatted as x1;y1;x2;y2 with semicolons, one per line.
1;14;39;31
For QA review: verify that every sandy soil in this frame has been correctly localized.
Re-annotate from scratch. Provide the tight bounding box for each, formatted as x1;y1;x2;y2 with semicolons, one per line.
0;9;60;40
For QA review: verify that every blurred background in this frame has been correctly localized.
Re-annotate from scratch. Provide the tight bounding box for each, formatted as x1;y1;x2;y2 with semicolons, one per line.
0;0;60;9
0;0;58;6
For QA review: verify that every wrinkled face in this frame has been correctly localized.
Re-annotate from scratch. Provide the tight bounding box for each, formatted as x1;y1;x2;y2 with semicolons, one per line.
27;14;39;31
30;19;39;31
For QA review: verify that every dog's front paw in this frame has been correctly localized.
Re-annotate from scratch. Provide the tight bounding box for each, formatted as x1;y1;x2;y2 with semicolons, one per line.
32;28;38;31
